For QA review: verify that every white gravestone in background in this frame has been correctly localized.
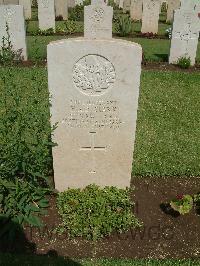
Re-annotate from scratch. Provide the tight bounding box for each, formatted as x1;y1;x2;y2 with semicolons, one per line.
55;0;68;20
47;0;142;191
19;0;32;19
123;0;131;12
119;0;123;8
38;0;55;31
84;0;113;39
141;0;160;34
3;0;18;3
169;9;200;65
0;5;27;60
67;0;75;8
166;0;180;22
130;0;142;21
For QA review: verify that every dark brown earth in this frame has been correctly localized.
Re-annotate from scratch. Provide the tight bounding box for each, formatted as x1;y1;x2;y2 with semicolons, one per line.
1;177;200;259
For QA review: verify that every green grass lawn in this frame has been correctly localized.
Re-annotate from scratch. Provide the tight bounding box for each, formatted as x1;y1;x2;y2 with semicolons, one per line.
26;35;200;63
0;254;199;266
26;19;170;36
133;71;200;177
0;67;199;178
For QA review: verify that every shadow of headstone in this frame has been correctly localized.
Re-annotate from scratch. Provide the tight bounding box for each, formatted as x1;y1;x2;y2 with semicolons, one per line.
0;216;82;266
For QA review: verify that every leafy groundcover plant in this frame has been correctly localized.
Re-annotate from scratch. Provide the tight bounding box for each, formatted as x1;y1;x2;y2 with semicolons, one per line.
170;192;200;215
170;194;193;215
57;184;141;241
0;67;53;238
177;56;191;69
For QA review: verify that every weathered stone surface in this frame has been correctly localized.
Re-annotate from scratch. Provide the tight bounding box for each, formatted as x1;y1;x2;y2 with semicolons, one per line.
181;0;200;11
47;0;142;191
55;0;68;20
166;0;180;22
38;0;55;31
84;0;113;39
3;0;18;3
169;9;200;65
123;0;131;12
141;0;160;34
0;5;27;60
19;0;31;19
130;0;142;21
67;0;75;8
48;38;142;191
119;0;123;8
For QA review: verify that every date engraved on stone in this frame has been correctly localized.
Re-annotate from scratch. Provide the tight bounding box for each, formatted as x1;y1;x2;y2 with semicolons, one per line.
62;100;122;130
73;54;116;96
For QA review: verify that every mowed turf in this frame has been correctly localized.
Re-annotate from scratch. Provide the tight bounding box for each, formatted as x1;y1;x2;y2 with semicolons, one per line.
133;71;200;177
0;67;199;177
0;253;200;266
26;35;200;63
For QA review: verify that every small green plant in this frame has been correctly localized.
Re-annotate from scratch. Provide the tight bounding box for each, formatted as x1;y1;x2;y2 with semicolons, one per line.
69;0;90;21
37;28;54;36
117;16;132;37
0;178;50;239
177;56;191;69
170;194;193;215
69;5;84;21
0;23;22;66
57;184;141;241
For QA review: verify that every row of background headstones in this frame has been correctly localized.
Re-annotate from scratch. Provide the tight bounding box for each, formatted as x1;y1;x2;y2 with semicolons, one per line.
0;0;199;64
1;0;199;33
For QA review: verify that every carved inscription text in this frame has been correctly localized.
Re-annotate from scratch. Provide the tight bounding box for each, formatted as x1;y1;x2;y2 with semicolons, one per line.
62;100;122;130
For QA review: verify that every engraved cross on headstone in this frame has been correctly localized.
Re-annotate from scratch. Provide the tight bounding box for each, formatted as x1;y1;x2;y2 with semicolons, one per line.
80;131;106;174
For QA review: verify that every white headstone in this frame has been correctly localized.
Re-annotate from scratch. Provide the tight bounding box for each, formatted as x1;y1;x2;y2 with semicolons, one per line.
3;0;18;3
19;0;32;19
0;5;27;60
115;0;120;6
38;0;55;31
55;0;68;20
169;9;200;65
130;0;142;21
119;0;123;8
123;0;131;12
47;0;142;191
84;0;113;39
67;0;75;8
166;0;180;22
141;0;160;34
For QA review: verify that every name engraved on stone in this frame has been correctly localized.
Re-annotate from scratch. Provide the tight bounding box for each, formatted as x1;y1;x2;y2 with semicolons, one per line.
62;100;122;129
80;131;107;174
73;54;116;96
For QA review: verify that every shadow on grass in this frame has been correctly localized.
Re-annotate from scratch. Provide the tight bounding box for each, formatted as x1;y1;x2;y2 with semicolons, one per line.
154;53;168;62
0;216;82;266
